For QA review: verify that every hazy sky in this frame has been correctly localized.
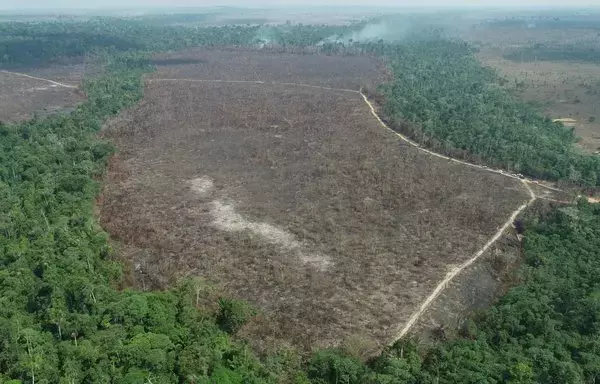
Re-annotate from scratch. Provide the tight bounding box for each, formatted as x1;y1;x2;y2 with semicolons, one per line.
0;0;596;10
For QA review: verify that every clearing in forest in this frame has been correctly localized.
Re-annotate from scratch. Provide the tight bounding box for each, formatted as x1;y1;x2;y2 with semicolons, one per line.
100;49;530;352
0;67;84;122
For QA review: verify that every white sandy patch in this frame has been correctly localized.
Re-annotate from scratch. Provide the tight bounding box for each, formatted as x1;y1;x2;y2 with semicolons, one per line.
210;200;333;271
189;176;214;196
29;86;51;91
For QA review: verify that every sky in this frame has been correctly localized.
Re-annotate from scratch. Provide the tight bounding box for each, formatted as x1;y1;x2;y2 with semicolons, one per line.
0;0;597;10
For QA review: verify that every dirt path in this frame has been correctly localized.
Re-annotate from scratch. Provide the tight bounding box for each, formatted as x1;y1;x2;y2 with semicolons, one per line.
149;77;570;343
149;78;561;194
358;90;563;194
1;69;78;89
358;87;543;340
147;78;359;94
393;180;536;340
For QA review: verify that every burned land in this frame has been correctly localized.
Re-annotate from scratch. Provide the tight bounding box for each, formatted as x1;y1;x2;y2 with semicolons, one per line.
100;50;529;352
149;48;389;90
0;67;84;122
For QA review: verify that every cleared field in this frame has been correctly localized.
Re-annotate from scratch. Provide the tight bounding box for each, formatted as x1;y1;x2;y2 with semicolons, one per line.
101;53;530;351
150;48;389;90
21;62;89;85
0;69;83;122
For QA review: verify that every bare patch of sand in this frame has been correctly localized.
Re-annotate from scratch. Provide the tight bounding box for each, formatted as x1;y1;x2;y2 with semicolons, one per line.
210;200;333;271
189;176;214;197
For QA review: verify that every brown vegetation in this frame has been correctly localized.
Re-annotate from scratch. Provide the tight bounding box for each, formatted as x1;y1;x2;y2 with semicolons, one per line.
101;51;530;352
0;70;83;122
409;228;524;343
22;61;90;85
150;48;389;90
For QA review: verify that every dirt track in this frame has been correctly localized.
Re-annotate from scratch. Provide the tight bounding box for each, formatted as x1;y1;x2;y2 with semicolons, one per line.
0;70;83;122
0;69;78;89
143;77;572;345
102;74;538;352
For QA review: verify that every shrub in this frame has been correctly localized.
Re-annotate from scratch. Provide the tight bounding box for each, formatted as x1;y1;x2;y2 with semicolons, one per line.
216;298;255;334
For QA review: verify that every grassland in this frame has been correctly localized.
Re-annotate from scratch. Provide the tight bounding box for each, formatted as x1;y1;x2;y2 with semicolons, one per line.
99;49;530;353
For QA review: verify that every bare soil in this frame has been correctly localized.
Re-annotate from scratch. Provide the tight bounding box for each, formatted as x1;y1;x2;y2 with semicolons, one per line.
0;70;84;122
101;54;529;352
409;199;572;344
150;48;389;90
410;230;523;343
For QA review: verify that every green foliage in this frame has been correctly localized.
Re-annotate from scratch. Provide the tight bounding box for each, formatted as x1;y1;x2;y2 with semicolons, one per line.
0;18;365;69
308;350;366;384
378;39;600;185
0;19;262;68
217;298;256;334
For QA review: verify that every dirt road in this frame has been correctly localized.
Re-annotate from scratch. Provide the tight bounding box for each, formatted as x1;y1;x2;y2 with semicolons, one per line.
1;70;77;89
147;77;569;343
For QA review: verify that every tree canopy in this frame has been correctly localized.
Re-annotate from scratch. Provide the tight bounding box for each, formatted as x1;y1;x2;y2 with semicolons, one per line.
1;17;600;384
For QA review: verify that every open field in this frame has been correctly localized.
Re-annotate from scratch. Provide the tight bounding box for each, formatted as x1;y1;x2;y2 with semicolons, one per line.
410;230;522;342
0;68;83;122
150;48;389;90
19;62;89;85
100;50;530;351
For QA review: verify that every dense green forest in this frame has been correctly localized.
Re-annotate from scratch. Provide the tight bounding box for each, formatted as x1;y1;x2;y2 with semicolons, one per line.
1;17;600;383
0;20;262;68
374;40;600;186
0;19;362;68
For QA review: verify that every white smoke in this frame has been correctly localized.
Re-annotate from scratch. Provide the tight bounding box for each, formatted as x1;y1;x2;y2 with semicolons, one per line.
320;20;413;45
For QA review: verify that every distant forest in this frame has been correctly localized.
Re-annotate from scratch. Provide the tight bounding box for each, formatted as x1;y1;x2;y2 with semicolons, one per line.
1;16;600;384
375;40;600;186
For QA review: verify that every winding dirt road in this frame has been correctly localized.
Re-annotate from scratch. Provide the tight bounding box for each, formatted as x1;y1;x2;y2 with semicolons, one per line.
145;77;567;342
0;68;578;340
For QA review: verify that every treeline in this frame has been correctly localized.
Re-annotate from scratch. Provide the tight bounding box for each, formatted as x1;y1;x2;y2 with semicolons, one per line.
0;20;262;68
0;52;307;383
254;23;368;48
504;43;600;64
0;19;363;69
2;17;600;384
374;39;600;186
483;17;600;30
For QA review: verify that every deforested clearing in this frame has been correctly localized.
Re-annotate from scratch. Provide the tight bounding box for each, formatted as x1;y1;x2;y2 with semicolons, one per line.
149;48;389;89
100;51;529;352
0;69;84;122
